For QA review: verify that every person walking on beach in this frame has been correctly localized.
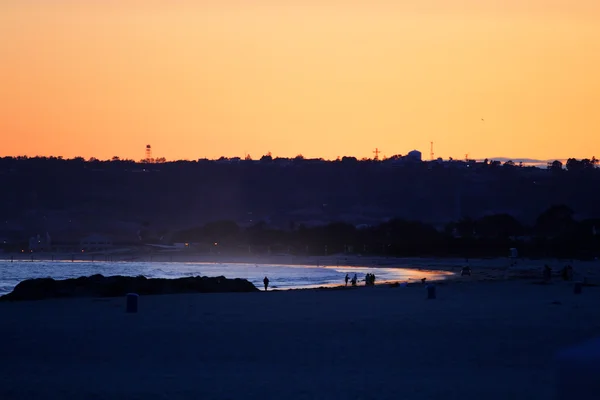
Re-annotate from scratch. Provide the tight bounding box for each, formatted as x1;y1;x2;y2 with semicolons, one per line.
351;274;357;287
263;276;269;291
345;274;349;286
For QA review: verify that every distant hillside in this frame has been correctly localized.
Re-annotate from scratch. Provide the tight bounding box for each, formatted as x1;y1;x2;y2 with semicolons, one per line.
0;156;598;241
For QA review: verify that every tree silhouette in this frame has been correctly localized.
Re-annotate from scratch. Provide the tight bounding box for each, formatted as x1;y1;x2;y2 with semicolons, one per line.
566;158;595;172
549;160;563;172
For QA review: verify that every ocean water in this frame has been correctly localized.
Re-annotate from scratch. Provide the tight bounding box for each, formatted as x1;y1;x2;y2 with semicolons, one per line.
0;261;452;295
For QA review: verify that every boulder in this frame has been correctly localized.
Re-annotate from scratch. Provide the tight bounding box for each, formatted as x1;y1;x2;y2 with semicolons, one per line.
0;274;259;301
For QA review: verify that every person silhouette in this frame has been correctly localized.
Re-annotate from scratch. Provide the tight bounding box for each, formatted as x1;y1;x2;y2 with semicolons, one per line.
263;276;269;291
351;274;357;287
345;274;349;286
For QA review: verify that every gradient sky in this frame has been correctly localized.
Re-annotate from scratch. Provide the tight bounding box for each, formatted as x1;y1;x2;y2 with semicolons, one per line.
2;1;600;161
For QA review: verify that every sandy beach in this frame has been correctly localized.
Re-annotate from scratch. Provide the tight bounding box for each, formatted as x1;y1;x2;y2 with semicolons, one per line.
1;259;599;400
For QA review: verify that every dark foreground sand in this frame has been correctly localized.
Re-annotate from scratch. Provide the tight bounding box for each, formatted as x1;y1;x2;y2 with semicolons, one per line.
0;278;599;400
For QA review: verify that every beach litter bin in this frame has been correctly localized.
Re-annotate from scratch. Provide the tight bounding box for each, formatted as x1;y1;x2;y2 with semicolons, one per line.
126;293;139;313
574;282;582;294
426;284;436;299
556;338;600;399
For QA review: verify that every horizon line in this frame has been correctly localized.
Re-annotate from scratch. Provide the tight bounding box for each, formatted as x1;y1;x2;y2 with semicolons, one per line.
0;154;581;163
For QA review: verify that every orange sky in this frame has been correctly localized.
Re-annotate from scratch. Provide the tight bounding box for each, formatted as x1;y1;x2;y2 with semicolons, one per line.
1;1;600;161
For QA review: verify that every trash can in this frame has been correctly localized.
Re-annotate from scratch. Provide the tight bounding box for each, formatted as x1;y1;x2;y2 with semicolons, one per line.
574;282;583;295
126;293;139;313
427;284;436;299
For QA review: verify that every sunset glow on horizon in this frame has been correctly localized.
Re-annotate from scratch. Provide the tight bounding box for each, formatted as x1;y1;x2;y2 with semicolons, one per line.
2;1;600;161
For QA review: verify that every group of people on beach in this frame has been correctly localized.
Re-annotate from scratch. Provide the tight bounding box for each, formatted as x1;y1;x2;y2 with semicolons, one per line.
344;273;357;286
344;273;375;287
264;272;377;291
364;273;376;286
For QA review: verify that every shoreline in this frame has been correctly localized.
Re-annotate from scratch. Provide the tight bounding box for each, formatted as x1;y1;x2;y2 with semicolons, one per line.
1;253;598;295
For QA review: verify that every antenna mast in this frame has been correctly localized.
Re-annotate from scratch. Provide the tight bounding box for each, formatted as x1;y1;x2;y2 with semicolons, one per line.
430;142;434;161
373;148;381;161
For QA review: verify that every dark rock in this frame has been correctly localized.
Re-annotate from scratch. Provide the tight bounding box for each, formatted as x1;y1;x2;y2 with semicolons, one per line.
0;274;259;301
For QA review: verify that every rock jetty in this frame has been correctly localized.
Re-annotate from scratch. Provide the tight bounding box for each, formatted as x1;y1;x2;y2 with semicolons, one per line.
0;274;259;301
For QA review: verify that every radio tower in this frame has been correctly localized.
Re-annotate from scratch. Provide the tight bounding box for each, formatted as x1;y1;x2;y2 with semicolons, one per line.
145;145;153;163
373;148;381;161
430;142;434;161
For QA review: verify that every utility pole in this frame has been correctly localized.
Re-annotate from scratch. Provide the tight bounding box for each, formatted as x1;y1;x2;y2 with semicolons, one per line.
373;148;381;160
430;142;434;161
